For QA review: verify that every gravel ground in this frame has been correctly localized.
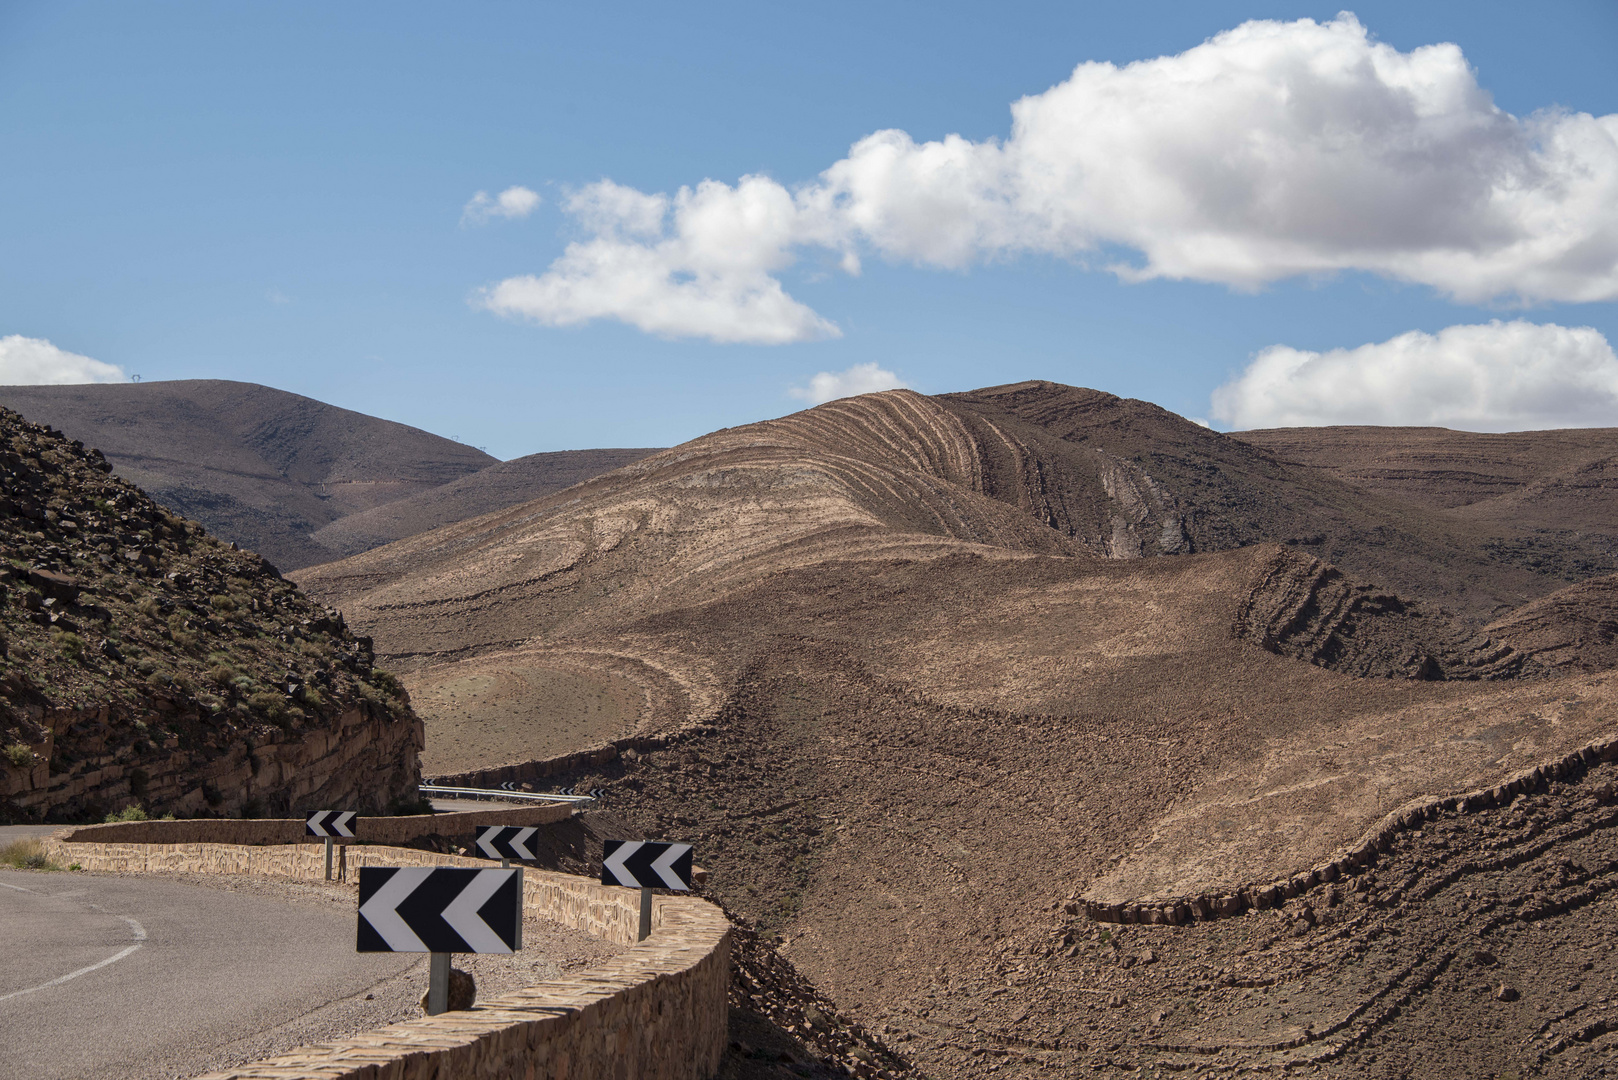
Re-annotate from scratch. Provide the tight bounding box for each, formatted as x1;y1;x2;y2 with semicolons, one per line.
102;870;626;1079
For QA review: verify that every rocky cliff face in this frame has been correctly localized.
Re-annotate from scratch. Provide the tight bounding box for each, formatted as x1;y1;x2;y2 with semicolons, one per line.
0;407;422;822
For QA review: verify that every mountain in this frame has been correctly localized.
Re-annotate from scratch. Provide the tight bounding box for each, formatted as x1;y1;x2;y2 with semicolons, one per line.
1234;424;1618;587
0;380;496;571
293;382;1618;1076
0;380;663;574
305;448;660;559
0;405;421;823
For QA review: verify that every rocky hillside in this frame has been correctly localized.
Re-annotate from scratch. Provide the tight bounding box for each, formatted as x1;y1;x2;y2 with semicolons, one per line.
294;382;1618;1079
0;407;422;823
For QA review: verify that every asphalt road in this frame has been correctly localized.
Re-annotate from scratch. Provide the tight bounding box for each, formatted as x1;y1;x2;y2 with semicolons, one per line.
0;869;417;1079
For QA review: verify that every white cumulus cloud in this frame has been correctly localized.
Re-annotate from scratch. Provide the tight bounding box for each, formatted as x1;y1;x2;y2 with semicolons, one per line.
477;179;840;344
462;185;542;225
1210;320;1618;430
476;13;1618;344
0;335;126;385
789;362;909;405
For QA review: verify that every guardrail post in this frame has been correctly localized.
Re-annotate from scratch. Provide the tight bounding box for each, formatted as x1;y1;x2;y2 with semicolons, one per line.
324;836;334;880
639;886;653;941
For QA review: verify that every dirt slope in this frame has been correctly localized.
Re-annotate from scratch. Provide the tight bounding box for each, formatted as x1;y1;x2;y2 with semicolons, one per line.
0;380;497;570
1235;424;1618;587
293;384;1618;1078
306;447;660;559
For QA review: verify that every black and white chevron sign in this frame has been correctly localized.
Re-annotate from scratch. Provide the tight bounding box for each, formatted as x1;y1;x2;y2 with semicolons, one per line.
356;867;522;953
476;826;539;861
305;810;356;837
601;840;693;891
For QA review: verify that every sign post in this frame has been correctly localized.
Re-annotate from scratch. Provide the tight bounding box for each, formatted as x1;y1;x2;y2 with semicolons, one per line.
428;952;451;1015
601;840;694;942
356;866;523;1016
306;811;357;880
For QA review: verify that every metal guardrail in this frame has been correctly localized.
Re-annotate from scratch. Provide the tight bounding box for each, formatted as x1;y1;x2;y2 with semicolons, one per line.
420;783;597;805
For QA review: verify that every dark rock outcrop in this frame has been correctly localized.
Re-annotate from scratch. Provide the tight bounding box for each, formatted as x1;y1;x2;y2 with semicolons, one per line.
0;408;422;822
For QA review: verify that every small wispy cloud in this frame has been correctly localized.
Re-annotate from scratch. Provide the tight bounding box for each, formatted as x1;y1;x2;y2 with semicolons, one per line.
789;362;908;405
462;185;542;226
265;288;293;305
0;335;126;385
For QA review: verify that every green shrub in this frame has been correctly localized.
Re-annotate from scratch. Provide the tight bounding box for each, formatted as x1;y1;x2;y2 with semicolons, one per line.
104;805;148;823
208;594;236;613
52;631;84;661
3;744;31;768
208;664;238;688
248;691;286;720
370;669;406;698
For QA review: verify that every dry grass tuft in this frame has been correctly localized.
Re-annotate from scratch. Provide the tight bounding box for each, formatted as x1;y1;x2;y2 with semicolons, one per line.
0;837;60;871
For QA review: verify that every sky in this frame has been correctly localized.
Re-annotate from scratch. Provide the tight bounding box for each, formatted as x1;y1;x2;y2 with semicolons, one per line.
1;1;1616;458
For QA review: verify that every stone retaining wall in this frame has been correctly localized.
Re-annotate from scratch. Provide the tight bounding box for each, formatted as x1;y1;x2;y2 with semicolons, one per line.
56;801;572;846
42;838;731;1080
1080;733;1618;926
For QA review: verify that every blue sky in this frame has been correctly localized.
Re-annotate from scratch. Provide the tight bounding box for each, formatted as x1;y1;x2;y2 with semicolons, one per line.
2;1;1616;457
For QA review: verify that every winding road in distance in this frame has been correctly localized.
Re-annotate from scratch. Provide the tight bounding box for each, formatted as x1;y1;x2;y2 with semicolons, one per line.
0;862;416;1079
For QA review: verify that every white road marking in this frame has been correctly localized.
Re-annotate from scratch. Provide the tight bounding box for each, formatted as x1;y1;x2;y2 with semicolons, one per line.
0;944;144;1002
0;879;148;1001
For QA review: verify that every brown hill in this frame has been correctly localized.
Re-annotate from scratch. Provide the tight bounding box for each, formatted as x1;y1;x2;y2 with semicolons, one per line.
1234;424;1618;586
294;383;1618;1078
306;447;660;559
0;380;498;571
0;406;421;823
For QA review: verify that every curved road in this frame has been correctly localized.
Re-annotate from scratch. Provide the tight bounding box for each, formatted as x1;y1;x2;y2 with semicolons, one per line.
0;867;417;1079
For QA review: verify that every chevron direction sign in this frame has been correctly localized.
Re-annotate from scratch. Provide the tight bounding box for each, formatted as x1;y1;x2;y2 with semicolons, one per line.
357;867;522;953
476;826;539;861
305;810;356;837
601;840;694;891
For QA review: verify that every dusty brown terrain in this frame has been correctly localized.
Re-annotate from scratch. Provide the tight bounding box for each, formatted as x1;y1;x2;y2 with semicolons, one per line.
407;658;643;775
1235;425;1618;590
0;406;421;822
293;383;1618;1077
309;447;660;560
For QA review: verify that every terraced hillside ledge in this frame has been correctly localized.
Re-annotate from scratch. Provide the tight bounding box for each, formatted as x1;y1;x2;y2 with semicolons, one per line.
0;406;423;821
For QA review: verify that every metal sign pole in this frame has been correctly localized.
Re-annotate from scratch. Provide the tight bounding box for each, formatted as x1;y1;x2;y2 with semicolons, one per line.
639;886;653;941
324;836;334;881
427;952;450;1016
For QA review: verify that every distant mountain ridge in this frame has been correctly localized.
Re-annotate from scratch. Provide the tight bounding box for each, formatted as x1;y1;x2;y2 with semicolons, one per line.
0;380;660;571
